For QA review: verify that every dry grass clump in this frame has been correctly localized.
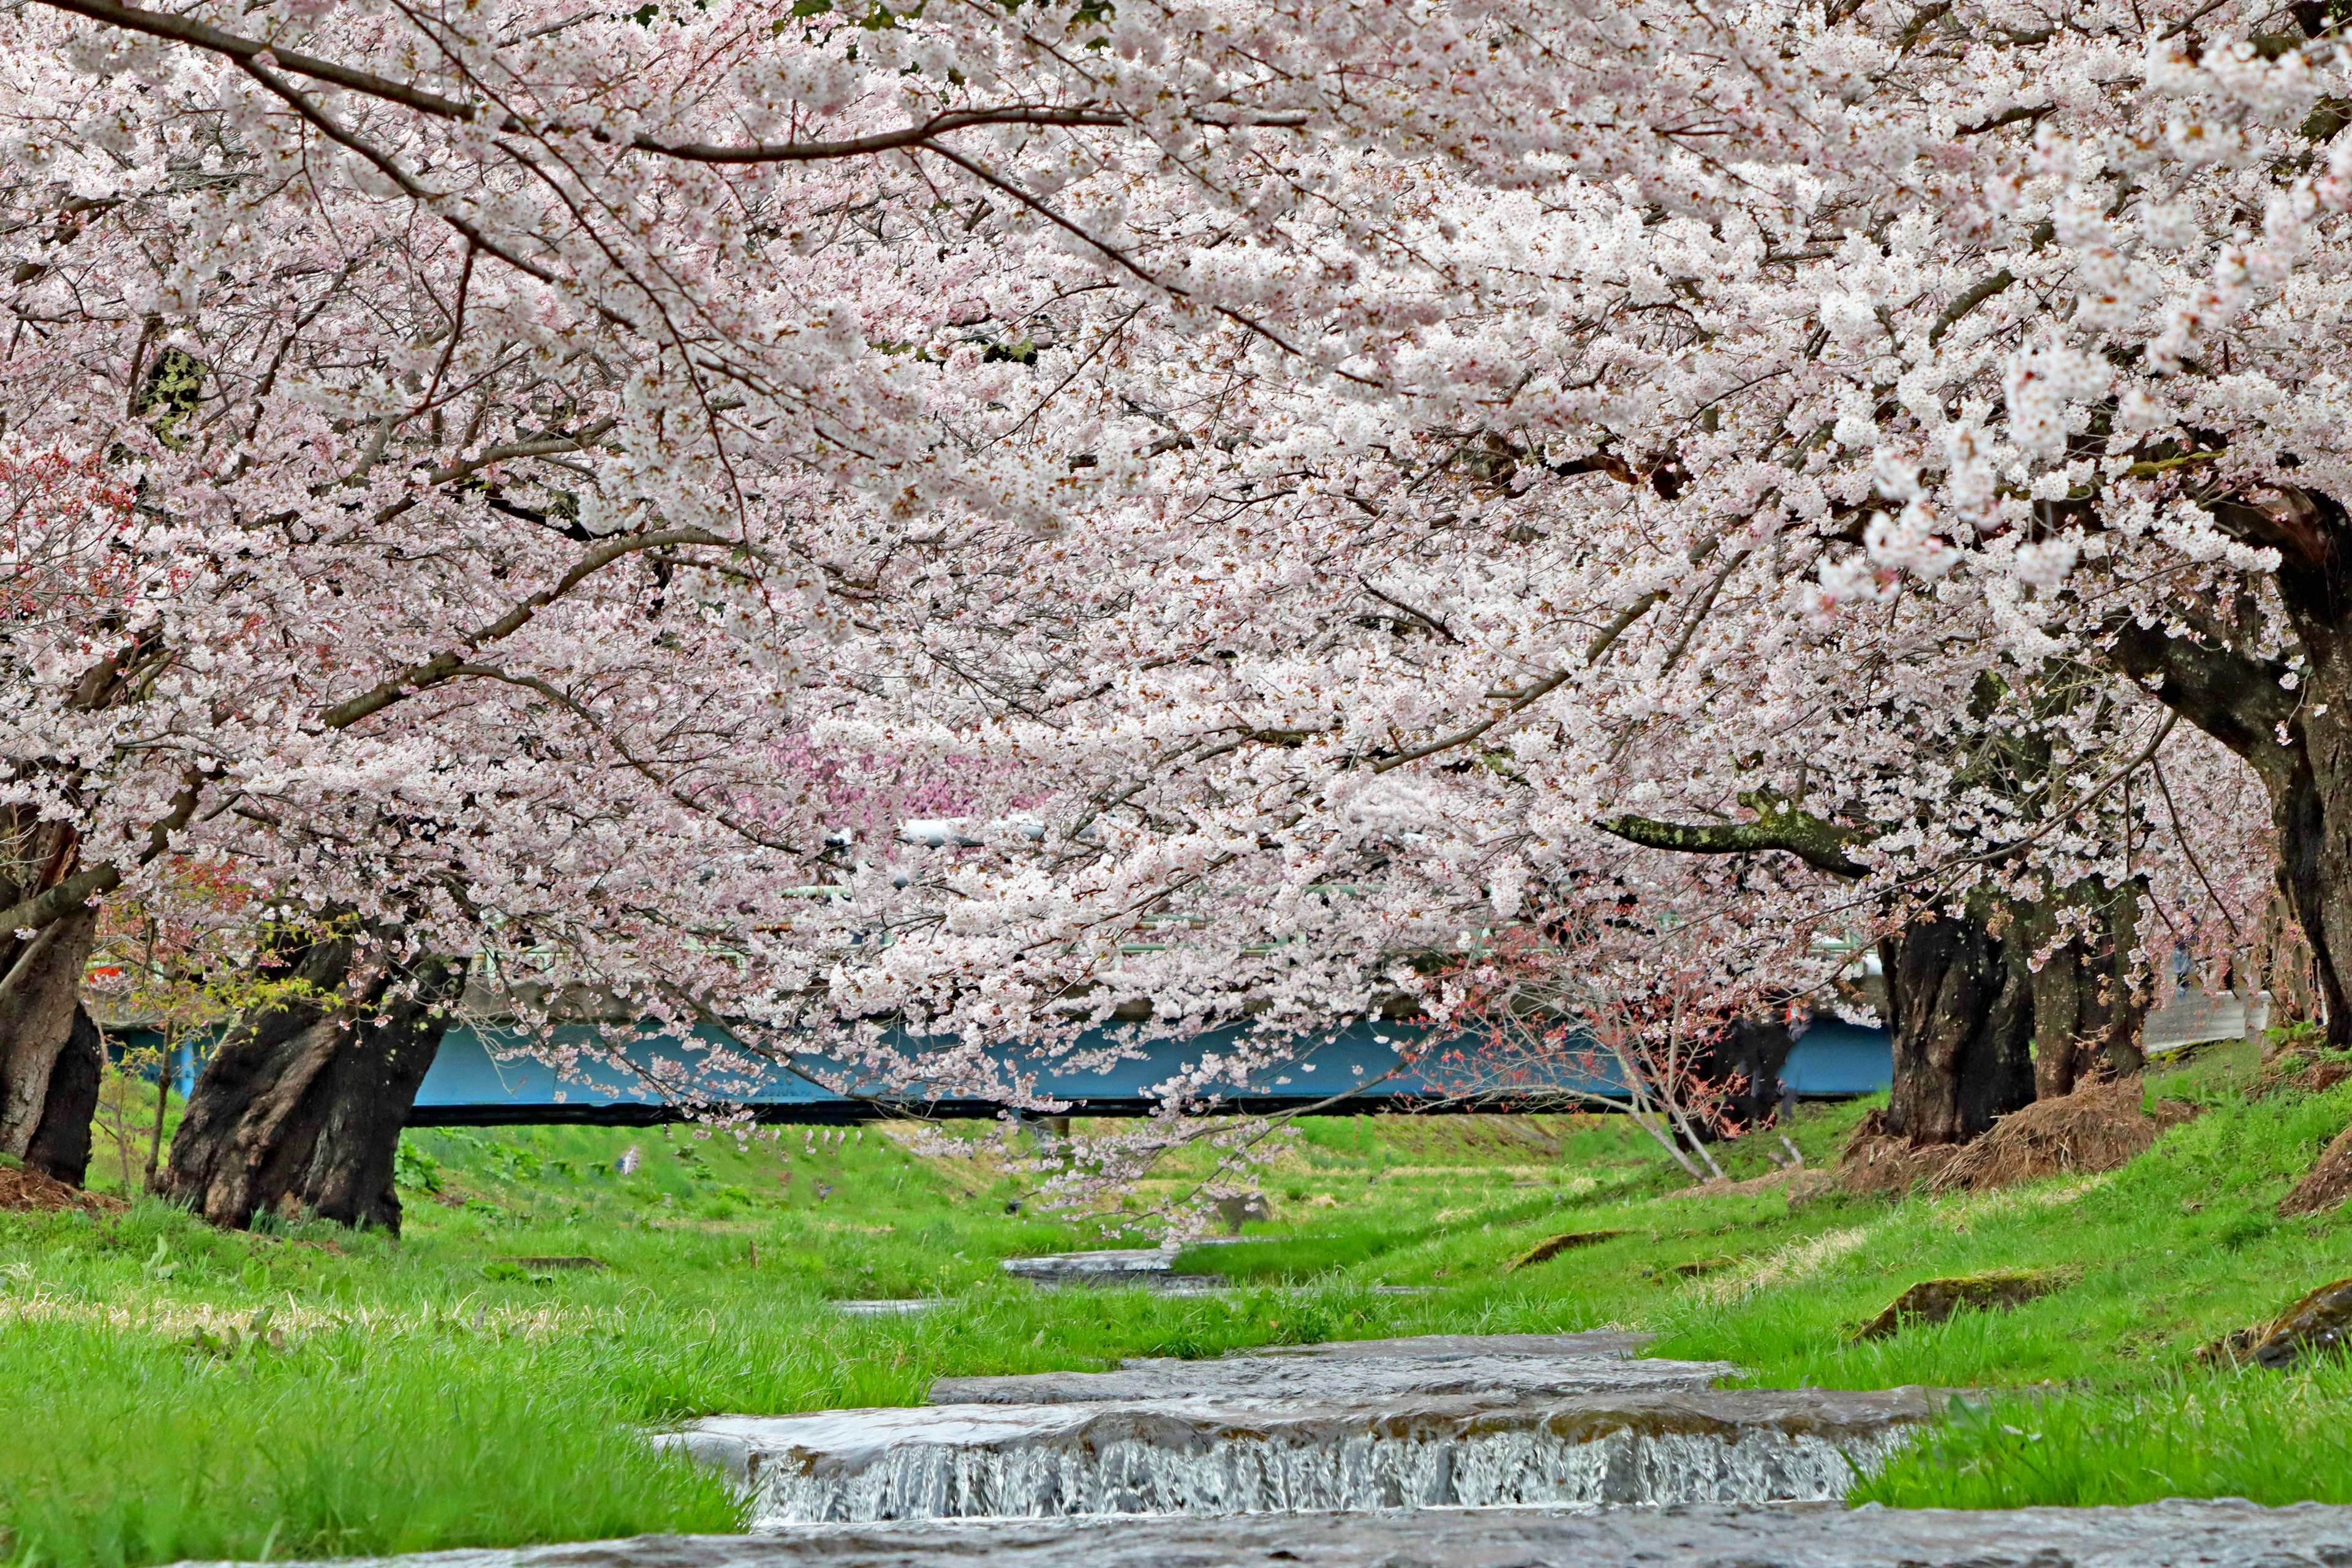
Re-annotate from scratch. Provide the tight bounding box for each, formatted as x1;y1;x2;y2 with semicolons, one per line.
0;1163;124;1215
1836;1080;2193;1197
1836;1110;1961;1194
2279;1123;2352;1216
1928;1079;2196;1194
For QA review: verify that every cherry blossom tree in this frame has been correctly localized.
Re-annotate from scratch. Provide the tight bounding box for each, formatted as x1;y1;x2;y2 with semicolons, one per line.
5;0;2335;1219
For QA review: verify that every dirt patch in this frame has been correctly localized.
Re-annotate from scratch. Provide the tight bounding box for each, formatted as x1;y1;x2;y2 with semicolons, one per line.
1852;1268;2075;1340
1926;1080;2198;1195
1837;1110;1961;1195
2279;1122;2352;1216
2202;1277;2352;1369
1507;1230;1626;1270
0;1164;126;1215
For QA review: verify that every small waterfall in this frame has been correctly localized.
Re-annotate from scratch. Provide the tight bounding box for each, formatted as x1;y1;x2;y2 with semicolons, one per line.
663;1335;1937;1528
741;1416;1910;1524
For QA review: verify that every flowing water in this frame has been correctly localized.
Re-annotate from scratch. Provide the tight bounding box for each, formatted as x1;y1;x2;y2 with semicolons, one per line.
660;1327;1936;1526
230;1497;2352;1567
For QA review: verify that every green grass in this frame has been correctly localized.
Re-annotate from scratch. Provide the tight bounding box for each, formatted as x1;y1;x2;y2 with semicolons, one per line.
0;1311;739;1568
1858;1367;2352;1507
10;1050;2352;1566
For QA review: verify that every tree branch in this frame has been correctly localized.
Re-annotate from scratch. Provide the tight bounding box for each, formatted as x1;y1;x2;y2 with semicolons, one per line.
0;767;205;936
1928;268;2015;344
37;0;1128;163
317;525;730;729
2104;614;2297;783
1596;801;1869;878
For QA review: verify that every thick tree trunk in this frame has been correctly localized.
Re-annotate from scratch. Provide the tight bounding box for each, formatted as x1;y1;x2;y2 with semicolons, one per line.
162;933;458;1233
23;1007;102;1185
0;906;99;1160
2013;880;2149;1099
1879;902;2037;1144
2266;728;2352;1047
1694;1014;1797;1133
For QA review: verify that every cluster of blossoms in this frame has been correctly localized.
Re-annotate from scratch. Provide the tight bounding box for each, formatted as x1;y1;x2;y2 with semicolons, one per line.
0;0;2341;1181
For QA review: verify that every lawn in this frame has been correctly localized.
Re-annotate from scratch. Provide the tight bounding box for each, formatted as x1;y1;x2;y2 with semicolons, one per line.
7;1040;2352;1566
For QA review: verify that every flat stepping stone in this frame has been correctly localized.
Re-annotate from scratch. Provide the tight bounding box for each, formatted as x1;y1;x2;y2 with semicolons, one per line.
929;1331;1727;1406
1000;1250;1223;1291
830;1300;940;1316
201;1497;2352;1566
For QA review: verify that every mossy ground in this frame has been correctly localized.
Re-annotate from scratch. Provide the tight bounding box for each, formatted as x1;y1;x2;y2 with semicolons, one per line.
7;1041;2352;1565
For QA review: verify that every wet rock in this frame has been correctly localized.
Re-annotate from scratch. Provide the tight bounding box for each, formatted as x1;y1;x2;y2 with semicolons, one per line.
833;1300;940;1317
667;1384;1943;1524
928;1332;1726;1407
1853;1270;2069;1340
2206;1277;2352;1368
998;1249;1222;1292
219;1498;2352;1567
1506;1231;1625;1269
2280;1125;2352;1217
1212;1193;1272;1232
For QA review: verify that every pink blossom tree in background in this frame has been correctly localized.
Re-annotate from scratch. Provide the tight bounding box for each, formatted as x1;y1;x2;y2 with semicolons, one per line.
0;0;2337;1222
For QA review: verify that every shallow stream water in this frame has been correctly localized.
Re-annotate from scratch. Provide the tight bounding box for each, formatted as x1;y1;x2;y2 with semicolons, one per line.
662;1325;1935;1525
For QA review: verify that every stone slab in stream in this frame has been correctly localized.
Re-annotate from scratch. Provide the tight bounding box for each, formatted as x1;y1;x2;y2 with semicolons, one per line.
829;1300;940;1316
178;1498;2352;1568
1000;1248;1225;1291
927;1331;1729;1406
663;1332;1937;1525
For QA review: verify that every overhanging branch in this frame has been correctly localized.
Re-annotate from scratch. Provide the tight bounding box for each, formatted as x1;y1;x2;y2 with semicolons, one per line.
36;0;1129;164
1597;803;1869;878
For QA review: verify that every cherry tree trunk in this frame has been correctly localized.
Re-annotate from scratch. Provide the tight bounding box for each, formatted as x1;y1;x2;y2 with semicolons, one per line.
2267;725;2352;1047
1694;1014;1796;1133
1878;903;2036;1145
162;934;458;1232
23;1007;103;1186
2013;880;2149;1100
0;905;100;1167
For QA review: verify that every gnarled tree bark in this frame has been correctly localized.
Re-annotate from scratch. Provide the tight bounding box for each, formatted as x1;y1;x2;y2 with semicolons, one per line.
2010;879;2148;1099
0;904;101;1165
23;1007;103;1185
162;929;459;1232
1879;900;2037;1144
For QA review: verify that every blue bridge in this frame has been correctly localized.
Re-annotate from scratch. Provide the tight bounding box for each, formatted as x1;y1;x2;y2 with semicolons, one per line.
399;1016;1896;1126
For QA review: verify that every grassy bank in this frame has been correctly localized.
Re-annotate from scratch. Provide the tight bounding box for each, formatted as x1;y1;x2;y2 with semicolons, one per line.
7;1039;2352;1564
